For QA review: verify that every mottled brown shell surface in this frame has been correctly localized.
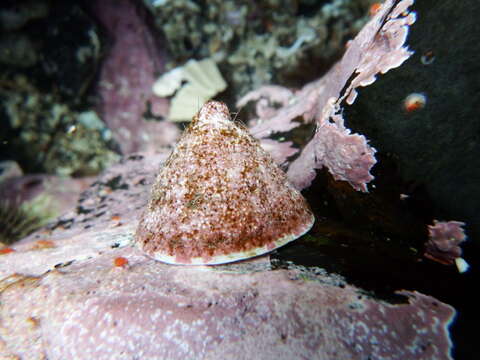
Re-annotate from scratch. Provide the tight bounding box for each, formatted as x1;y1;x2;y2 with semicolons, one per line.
135;101;314;264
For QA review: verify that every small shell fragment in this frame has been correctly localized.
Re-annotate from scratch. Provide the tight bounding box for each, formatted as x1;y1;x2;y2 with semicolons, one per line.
152;58;227;122
404;93;426;112
455;257;469;273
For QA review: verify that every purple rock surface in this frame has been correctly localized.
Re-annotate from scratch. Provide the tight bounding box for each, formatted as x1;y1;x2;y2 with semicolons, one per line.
91;0;176;154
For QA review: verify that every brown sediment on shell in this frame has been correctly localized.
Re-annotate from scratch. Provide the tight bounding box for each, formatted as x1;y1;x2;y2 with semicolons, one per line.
135;101;314;265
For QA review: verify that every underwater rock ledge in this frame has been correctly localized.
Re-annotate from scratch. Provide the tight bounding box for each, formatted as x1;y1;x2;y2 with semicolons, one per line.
0;150;455;359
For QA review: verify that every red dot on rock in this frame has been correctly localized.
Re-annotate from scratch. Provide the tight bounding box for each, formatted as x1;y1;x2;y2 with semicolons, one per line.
114;257;129;267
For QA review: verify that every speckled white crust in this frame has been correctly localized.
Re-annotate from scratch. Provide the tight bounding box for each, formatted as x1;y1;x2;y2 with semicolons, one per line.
0;247;456;360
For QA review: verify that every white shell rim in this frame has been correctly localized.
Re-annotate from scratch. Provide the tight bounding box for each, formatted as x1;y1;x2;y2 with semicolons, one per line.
147;214;315;265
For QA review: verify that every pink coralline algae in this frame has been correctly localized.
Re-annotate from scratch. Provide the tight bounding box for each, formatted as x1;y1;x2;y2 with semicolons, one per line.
238;0;416;192
91;0;177;154
0;248;456;360
425;220;469;272
135;101;314;265
0;150;456;359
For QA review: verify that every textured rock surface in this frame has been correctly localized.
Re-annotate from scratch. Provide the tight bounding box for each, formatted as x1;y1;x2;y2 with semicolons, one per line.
0;253;455;360
0;150;455;359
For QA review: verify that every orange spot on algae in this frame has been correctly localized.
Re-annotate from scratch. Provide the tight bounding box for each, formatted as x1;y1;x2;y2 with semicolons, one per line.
31;240;55;250
0;247;15;255
114;257;129;267
369;2;382;16
404;93;426;113
110;215;123;227
26;316;40;328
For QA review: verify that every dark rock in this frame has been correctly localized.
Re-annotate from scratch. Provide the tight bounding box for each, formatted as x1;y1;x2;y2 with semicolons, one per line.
345;0;480;244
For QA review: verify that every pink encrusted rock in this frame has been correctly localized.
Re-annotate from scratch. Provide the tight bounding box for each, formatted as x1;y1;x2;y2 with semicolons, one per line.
0;250;456;360
91;0;175;154
0;148;456;360
135;101;315;265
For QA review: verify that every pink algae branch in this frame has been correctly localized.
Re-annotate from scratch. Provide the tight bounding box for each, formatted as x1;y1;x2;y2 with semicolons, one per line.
238;0;416;192
425;220;470;273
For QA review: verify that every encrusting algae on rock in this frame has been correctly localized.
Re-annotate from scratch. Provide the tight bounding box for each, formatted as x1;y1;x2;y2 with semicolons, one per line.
135;101;314;265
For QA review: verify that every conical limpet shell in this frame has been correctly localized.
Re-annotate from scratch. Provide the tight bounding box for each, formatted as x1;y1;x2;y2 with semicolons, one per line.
135;101;314;265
